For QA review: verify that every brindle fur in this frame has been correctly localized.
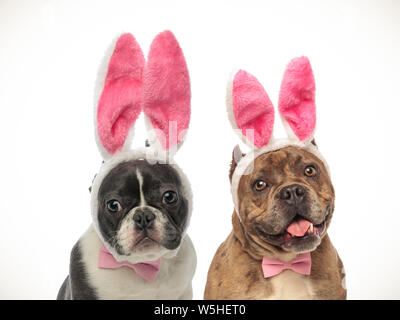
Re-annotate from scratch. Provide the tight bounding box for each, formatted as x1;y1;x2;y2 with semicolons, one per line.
204;146;346;299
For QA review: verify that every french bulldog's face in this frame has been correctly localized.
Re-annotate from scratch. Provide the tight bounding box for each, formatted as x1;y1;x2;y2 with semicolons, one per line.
236;146;334;253
97;160;189;257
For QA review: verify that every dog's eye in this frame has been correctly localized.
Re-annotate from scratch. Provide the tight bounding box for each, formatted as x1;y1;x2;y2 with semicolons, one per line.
254;180;267;191
304;165;317;177
106;200;122;212
162;191;178;205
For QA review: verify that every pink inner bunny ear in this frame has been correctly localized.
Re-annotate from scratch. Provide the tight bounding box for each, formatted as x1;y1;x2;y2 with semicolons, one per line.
142;30;191;151
96;33;145;156
231;70;275;149
278;56;316;142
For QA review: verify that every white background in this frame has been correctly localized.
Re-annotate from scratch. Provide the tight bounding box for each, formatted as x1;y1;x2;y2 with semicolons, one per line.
0;0;399;299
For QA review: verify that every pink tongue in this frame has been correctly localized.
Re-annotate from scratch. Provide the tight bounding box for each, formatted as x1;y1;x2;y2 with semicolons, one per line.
286;219;311;237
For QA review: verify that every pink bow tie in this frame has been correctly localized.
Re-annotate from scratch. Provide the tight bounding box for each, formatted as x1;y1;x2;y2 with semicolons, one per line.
262;252;312;278
98;245;161;282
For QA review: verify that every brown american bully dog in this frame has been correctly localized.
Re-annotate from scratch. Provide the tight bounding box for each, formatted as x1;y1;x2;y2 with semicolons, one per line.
204;57;346;300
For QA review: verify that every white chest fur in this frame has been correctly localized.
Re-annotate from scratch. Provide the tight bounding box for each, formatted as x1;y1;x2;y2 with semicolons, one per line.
79;225;196;300
267;270;314;300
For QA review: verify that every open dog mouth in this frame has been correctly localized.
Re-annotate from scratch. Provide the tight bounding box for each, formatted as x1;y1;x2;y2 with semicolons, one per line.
285;216;324;237
256;211;329;247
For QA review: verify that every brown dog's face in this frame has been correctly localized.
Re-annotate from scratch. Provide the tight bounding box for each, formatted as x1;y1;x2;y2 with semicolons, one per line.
235;146;334;253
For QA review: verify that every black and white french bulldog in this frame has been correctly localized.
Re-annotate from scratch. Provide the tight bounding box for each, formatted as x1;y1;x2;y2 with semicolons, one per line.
57;31;196;300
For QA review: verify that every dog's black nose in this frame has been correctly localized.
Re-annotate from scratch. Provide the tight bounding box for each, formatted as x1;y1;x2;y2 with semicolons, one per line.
133;209;156;230
280;184;306;205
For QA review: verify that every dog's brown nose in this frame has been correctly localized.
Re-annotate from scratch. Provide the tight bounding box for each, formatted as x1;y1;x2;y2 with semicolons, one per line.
280;184;306;205
133;209;156;230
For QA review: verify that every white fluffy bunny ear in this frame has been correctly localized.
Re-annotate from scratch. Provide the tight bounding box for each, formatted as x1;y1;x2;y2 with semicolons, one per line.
142;31;191;153
95;33;145;159
278;56;316;142
227;70;275;149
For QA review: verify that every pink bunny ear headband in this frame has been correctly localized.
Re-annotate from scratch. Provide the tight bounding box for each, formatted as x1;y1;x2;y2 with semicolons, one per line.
227;57;330;217
95;31;191;160
90;31;192;262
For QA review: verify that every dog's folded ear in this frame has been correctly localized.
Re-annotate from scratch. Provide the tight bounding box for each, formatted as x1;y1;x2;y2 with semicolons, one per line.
95;33;145;159
229;145;245;182
227;70;275;149
278;56;316;143
310;138;318;147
